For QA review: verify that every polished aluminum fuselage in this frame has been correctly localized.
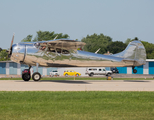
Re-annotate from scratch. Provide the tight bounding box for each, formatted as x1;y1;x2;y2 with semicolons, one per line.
10;40;146;67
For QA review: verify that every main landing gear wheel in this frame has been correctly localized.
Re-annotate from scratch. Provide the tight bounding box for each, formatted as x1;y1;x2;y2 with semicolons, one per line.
22;68;31;81
22;73;31;81
32;72;41;81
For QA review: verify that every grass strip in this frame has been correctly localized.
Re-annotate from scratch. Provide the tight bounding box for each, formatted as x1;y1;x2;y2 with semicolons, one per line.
0;91;154;120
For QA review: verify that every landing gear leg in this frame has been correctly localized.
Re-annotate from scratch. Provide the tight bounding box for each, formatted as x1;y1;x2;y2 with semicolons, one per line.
22;65;31;81
29;65;31;71
132;66;137;74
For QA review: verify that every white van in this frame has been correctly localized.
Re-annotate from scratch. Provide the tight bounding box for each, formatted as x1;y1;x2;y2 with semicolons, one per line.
85;67;112;77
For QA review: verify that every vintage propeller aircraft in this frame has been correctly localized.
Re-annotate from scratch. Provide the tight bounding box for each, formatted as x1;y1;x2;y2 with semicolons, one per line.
8;34;146;81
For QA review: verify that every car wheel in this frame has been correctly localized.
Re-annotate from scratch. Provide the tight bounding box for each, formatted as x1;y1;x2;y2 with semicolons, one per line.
22;73;31;81
107;73;111;76
76;74;79;77
32;72;41;81
89;73;94;77
65;74;68;77
55;73;58;76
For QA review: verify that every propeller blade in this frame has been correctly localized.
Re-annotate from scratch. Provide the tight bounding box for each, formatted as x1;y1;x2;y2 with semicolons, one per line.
8;34;15;55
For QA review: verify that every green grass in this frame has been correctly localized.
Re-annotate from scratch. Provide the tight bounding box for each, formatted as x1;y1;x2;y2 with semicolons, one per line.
0;77;153;80
0;77;23;80
0;91;154;120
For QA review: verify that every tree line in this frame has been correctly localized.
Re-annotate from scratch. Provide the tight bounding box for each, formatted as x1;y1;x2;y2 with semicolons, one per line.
82;34;154;59
0;30;154;61
21;31;69;42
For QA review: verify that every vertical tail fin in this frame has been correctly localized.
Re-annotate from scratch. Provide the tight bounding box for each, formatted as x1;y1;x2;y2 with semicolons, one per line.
113;40;146;66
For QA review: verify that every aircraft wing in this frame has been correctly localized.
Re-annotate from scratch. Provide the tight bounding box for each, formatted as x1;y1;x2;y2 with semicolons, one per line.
38;39;86;50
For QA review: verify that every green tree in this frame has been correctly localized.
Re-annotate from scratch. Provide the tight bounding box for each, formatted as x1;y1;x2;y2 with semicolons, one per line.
21;35;33;42
141;41;154;59
107;41;127;54
81;33;112;54
33;31;69;42
125;38;132;45
0;48;2;52
125;37;139;45
0;49;8;61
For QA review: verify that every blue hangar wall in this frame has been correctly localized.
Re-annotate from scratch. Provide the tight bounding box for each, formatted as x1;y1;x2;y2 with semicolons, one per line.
0;63;6;74
0;61;57;76
0;60;154;75
116;59;154;74
117;65;144;74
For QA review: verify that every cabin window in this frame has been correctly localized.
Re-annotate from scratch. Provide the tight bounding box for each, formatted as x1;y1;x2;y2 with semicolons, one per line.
54;48;69;54
36;42;70;54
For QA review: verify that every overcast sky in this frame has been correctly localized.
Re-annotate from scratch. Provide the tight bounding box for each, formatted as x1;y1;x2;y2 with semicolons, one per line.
0;0;154;49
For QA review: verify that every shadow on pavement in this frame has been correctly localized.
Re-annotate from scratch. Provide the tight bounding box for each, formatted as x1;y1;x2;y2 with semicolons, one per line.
15;80;151;83
16;80;91;84
40;80;91;84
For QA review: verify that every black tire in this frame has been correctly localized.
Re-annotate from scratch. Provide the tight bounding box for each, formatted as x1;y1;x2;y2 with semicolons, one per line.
133;69;137;74
22;73;31;81
106;73;111;76
76;74;79;77
55;73;58;76
65;73;68;77
89;73;94;77
32;72;41;81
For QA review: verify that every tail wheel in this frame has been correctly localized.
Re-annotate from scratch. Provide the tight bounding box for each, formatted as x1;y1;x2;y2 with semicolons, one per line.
132;66;137;73
32;72;41;81
22;73;31;81
133;69;137;73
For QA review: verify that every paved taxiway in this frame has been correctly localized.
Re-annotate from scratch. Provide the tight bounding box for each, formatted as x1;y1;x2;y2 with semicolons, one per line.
0;80;154;91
